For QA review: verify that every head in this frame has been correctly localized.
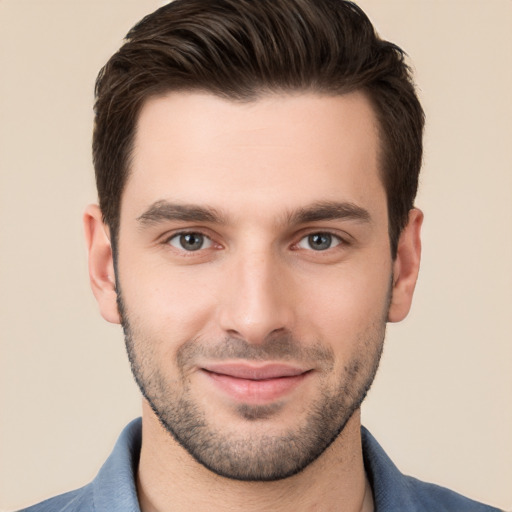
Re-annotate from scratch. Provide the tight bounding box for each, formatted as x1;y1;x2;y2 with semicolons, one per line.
86;0;423;482
93;0;424;258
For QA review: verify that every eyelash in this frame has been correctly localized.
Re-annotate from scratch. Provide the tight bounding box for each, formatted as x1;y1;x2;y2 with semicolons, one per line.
165;231;217;252
163;230;348;254
295;232;344;251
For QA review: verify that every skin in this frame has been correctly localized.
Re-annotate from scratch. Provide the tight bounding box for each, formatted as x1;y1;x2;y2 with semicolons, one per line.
84;91;422;512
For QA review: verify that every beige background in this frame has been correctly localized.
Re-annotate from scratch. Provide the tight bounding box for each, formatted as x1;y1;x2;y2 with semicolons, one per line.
1;0;511;510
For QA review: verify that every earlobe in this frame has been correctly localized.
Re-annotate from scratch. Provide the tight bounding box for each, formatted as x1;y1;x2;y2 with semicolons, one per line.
388;208;423;323
83;204;121;324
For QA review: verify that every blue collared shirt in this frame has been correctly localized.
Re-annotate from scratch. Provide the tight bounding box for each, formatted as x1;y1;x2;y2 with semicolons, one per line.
19;418;502;511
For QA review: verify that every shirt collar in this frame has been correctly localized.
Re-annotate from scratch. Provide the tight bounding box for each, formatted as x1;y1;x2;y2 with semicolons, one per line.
92;417;142;511
91;418;417;511
361;425;422;511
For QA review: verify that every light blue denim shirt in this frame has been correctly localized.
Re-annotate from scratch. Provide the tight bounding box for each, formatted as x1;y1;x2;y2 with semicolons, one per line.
19;418;502;512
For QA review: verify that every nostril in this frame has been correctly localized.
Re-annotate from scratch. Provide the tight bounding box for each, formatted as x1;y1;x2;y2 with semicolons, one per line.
269;327;288;337
225;328;243;339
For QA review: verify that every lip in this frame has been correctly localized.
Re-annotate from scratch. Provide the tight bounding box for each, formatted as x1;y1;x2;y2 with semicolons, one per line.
202;363;308;380
200;363;311;403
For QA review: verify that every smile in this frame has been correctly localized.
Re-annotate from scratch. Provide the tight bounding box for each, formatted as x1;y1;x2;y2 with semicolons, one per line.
200;363;312;404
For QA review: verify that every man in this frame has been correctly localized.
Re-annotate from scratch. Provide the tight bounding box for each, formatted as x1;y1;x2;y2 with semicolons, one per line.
19;0;502;510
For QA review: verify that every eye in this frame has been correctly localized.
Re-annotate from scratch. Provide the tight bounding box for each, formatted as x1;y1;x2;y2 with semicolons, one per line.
297;232;342;251
167;232;213;251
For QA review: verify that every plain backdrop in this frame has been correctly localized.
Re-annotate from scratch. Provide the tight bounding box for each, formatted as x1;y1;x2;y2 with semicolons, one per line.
0;1;511;510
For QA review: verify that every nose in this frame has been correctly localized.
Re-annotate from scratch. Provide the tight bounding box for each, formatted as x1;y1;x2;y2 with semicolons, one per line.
218;248;294;344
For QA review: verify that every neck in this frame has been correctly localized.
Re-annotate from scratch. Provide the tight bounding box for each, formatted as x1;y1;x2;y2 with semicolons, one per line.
136;402;373;512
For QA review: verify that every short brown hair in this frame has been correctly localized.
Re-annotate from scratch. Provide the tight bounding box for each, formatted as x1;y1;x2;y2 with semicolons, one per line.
93;0;424;256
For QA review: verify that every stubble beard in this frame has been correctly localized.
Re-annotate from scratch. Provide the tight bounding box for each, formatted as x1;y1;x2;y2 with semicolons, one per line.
118;292;388;482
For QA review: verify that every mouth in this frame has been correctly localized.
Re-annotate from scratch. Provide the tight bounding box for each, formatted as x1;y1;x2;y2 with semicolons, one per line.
200;363;312;404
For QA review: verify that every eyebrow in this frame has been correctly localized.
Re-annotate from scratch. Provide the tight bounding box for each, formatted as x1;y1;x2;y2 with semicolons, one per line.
287;201;372;225
136;199;372;228
136;200;225;226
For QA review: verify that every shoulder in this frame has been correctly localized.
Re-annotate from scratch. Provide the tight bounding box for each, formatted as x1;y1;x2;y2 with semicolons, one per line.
361;426;503;512
17;418;142;512
402;474;503;512
16;484;93;512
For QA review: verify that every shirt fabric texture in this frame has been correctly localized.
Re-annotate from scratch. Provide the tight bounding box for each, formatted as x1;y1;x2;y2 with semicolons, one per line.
18;418;501;512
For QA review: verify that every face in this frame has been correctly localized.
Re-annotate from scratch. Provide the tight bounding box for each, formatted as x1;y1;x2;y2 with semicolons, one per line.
92;91;418;481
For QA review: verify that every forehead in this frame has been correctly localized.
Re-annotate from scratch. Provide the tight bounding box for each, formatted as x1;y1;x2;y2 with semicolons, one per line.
123;91;385;224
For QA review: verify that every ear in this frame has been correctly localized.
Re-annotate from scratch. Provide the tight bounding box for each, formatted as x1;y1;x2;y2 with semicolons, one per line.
388;208;423;323
83;204;121;324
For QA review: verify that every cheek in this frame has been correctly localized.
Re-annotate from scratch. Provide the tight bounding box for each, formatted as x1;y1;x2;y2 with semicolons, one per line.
118;256;223;342
297;259;392;347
